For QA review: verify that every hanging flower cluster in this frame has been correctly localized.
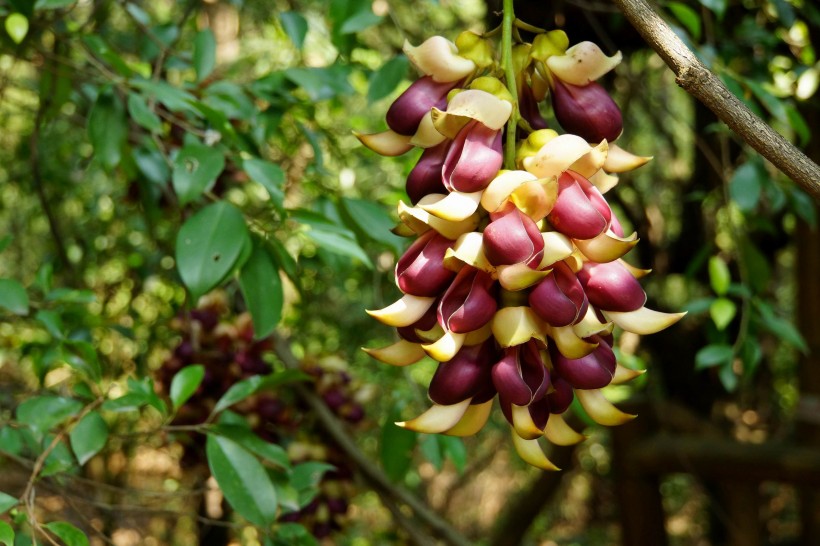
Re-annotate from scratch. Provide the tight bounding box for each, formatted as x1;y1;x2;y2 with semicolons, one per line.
358;29;684;470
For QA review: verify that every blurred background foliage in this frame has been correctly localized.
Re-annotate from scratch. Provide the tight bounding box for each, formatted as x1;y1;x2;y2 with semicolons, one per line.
0;0;817;545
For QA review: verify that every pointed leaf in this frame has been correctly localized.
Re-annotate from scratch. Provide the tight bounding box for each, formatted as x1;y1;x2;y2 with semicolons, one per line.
88;89;127;169
709;297;736;331
708;255;731;296
280;11;308;50
5;13;28;44
243;158;285;211
695;343;734;370
0;492;17;515
127;93;162;132
0;520;13;546
239;242;283;339
170;364;205;411
0;279;28;315
172;144;225;205
43;522;89;546
193;29;216;82
367;55;409;103
17;396;83;434
70;412;108;465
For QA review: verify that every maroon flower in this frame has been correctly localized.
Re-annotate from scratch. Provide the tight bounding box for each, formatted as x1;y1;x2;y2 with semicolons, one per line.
551;335;616;389
551;79;623;143
428;340;496;405
492;340;550;407
395;230;456;297
576;261;646;312
406;142;449;204
386;76;456;136
528;261;588;326
548;170;611;240
438;266;497;334
442;120;503;193
482;202;545;267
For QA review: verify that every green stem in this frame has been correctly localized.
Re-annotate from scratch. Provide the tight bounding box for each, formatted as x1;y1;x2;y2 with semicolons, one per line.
502;0;519;170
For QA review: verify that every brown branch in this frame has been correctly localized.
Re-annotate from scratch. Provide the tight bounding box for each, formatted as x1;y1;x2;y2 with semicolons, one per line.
612;0;820;201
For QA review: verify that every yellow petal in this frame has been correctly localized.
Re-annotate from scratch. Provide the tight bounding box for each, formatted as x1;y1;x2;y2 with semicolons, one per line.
544;413;586;446
511;432;561;471
512;404;544;440
362;339;427;367
464;322;494;345
391;222;420;237
569;139;608;179
443;232;493;272
588;170;619;194
419;190;483;221
481;170;538;213
354;130;414;156
396;398;473;433
398;197;480;240
538;232;575;268
575;388;635;426
549;325;598;359
415;323;444;344
619;260;652;279
422;330;467;362
611;364;646;385
603;307;686;335
522;134;593;180
491;306;547;348
574;230;639;263
603;144;652;173
516;129;559;167
410;111;448;148
366;294;436;327
497;263;551;291
431;89;512;139
444;400;493;436
572;305;614;339
546;42;622;86
403;36;476;83
509;178;559;221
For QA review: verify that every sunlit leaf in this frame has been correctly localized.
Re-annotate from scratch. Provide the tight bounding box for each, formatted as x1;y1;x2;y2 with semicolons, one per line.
708;256;731;296
170;365;205;411
280;11;308;50
70;412;108;465
193;29;216;82
43;522;89;546
709;297;736;331
0;279;28;315
239;242;284;339
210;423;290;470
172;144;225;205
5;13;28;43
367;55;409;102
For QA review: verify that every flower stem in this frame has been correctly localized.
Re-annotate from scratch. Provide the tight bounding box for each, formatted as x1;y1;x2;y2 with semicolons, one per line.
502;0;519;170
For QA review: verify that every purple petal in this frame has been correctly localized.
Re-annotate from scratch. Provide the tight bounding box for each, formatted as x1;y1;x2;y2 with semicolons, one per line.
482;202;545;267
551;335;616;389
406;143;449;204
396;230;455;296
386;76;455;136
551;79;623;143
529;261;589;326
519;83;549;130
428;340;495;405
548;172;609;239
443;120;503;193
576;261;646;312
492;341;550;407
547;376;574;414
439;267;497;333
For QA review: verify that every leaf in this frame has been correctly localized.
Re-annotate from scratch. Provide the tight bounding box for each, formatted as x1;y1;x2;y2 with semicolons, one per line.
340;197;405;254
339;9;383;34
667;2;701;41
708;256;731;296
709;297;737;331
740;240;771;293
127;93;162;132
43;522;89;546
45;288;96;304
367;55;409;103
290;462;335;507
729;161;765;213
36;309;63;338
440;436;467;474
62;340;102;382
0;427;23;455
16;396;83;434
304;229;373;268
380;406;416;482
130;79;199;114
170;364;205;411
0;278;28;315
35;0;76;8
239;242;284;339
243;158;285;211
83;35;133;76
0;520;13;546
785;105;810;147
176;202;251;300
745;79;788;122
210;423;290;469
212;375;264;415
41;436;76;477
5;13;28;43
788;186;817;228
172;144;225;205
280;11;308;50
697;0;727;18
272;523;319;546
193;29;216;82
695;344;734;370
0;492;17;514
88;89;127;170
283;65;354;101
206;434;278;527
419;434;443;470
70;412;108;465
718;362;738;392
682;297;716;315
754;300;809;354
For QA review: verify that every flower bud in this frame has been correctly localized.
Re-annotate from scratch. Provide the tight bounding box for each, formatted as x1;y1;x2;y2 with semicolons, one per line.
576;261;646;312
548;171;611;240
547;375;574;414
551;79;623;143
406;142;449;204
482;202;544;267
528;261;588;326
396;299;439;343
551;335;616;389
519;83;549;131
428;340;496;405
455;31;494;69
443;120;503;193
438;266;497;333
492;341;550;407
396;230;456;297
386;76;455;136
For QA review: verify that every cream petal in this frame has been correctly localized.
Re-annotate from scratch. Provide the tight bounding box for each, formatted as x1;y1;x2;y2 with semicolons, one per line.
603;307;686;335
366;294;436;327
403;36;476;83
362;339;427;366
538;232;575;268
544;413;586;446
443;232;493;272
549;325;599;359
431;90;512;139
511;432;561;471
416;323;444;343
410;111;448;148
391;222;421;237
512;404;544;440
611;364;646;385
574;229;639;263
396;398;473;433
422;330;467;362
464;322;494;345
619;259;652;279
588;170;620;194
444;400;493;436
497;263;552;291
354;130;414;156
481;170;538;213
491;306;547;348
603;144;652;173
546;42;623;86
419;190;483;221
398;197;480;240
569;139;608;179
575;388;636;426
572;305;614;339
509;178;559;221
523;134;593;180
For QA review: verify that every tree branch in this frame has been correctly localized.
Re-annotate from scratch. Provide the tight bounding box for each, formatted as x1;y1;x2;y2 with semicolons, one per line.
612;0;820;201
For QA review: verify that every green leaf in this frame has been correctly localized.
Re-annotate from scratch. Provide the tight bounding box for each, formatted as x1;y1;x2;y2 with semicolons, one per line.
83;35;133;76
667;2;701;41
62;340;102;382
0;520;13;546
0;278;28;315
239;242;284;339
0;427;23;455
35;0;75;8
36;309;63;338
193;29;216;82
304;229;373;268
0;492;17;515
70;412;108;465
718;362;738;392
130;79;199;114
127;93;162;132
419;434;443;470
283;65;354;101
440;436;467;474
5;13;28;43
708;256;731;296
206;434;278;527
280;11;308;50
745;79;788;122
88;89;127;170
45;288;96;304
740;240;771;293
785;105;810;147
243;158;285;211
172;144;225;205
729;161;764;213
788;186;817;228
272;523;319;546
367;55;409;103
697;0;727;18
16;396;83;434
176;202;251;300
695;343;734;370
339;9;383;34
380;406;416;482
290;462;335;507
210;423;290;470
170;364;205;411
340;197;405;254
682;297;716;315
43;522;89;546
709;297;737;331
754;300;809;354
212;375;264;415
41;436;76;477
